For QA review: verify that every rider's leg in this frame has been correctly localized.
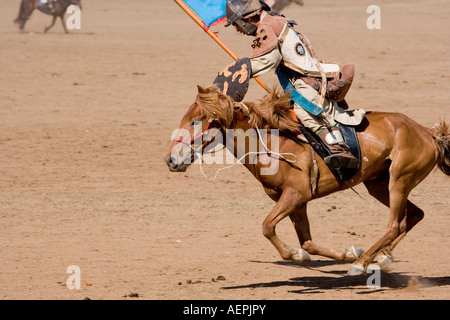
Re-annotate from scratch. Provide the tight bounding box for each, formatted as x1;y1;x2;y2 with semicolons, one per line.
317;126;358;169
293;105;358;169
290;76;360;169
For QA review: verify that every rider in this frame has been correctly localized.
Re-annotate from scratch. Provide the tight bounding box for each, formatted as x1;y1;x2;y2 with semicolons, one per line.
37;0;56;13
217;0;366;169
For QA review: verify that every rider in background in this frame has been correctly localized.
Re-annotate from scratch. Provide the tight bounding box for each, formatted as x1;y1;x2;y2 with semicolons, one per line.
37;0;56;13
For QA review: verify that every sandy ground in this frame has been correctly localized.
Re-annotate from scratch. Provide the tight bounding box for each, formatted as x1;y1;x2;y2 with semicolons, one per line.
0;0;449;301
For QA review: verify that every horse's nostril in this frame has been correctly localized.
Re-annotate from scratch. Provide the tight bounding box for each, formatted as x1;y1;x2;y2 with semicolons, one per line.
165;156;178;168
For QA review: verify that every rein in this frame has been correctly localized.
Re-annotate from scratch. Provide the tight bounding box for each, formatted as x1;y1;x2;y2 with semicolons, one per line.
172;119;214;145
196;125;298;182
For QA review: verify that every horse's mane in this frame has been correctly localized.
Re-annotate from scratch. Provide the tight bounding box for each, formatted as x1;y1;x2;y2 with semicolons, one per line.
196;85;299;132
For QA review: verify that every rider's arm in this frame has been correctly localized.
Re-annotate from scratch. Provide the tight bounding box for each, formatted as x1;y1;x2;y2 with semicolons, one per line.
250;47;283;78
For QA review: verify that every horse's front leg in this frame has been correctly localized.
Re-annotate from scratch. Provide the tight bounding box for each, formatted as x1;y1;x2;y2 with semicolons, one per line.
289;204;363;262
60;15;68;33
44;15;57;33
262;189;311;263
19;7;34;31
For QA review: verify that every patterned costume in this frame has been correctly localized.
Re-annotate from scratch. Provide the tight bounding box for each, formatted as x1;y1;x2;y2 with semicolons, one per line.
249;11;365;134
216;0;365;169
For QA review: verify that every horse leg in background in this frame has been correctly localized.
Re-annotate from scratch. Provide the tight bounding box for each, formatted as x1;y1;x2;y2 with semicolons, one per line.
289;204;363;262
44;15;57;33
364;176;425;269
262;189;312;263
60;14;68;33
15;0;35;31
20;9;34;31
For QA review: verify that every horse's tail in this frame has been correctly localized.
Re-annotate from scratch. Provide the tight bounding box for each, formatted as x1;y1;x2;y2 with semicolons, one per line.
433;120;450;175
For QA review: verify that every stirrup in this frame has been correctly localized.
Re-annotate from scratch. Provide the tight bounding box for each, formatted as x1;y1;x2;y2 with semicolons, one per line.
324;153;358;169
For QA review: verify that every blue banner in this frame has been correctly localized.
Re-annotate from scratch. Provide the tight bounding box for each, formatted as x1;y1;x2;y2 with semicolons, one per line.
184;0;227;27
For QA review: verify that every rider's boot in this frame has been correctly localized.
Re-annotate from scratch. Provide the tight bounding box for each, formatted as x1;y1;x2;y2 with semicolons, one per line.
318;126;358;169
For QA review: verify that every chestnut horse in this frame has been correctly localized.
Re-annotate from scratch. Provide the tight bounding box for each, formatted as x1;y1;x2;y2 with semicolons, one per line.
164;85;450;275
14;0;82;33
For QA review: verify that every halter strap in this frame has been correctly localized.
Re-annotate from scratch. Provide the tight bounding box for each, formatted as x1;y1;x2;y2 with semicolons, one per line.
173;119;214;145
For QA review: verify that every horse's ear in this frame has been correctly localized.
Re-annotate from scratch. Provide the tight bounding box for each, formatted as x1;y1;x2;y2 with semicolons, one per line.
197;85;207;94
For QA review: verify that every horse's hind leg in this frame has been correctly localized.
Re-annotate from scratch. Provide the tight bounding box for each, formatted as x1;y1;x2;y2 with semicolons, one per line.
60;15;68;33
378;200;424;266
349;149;434;275
20;20;27;31
44;16;57;33
18;7;34;31
363;175;425;268
348;174;411;275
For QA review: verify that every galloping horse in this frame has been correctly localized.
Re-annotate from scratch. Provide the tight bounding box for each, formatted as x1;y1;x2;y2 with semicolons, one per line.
14;0;82;33
164;85;450;275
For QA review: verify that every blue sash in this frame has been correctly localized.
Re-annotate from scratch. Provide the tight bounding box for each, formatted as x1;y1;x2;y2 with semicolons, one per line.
276;70;323;115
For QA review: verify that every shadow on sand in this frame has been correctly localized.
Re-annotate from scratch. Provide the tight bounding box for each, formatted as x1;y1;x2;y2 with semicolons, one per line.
221;260;450;295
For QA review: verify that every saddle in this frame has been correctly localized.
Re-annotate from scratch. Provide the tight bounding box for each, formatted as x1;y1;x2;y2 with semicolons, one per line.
37;1;53;15
296;124;361;182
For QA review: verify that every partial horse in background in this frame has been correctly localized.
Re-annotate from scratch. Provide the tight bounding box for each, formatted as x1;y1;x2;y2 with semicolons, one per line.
14;0;82;33
266;0;304;12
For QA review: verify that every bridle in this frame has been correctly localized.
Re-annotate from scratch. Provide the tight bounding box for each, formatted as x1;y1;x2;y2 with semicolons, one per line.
172;119;215;146
171;119;225;162
170;107;298;182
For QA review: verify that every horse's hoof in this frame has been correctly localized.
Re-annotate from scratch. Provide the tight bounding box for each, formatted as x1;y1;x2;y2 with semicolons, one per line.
344;246;364;261
376;252;393;269
347;263;365;276
366;263;381;273
292;248;311;263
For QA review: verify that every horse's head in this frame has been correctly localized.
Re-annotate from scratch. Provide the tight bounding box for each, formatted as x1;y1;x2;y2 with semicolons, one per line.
164;85;234;172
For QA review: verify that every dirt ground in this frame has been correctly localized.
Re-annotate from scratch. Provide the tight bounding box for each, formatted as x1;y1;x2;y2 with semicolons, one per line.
0;0;449;301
